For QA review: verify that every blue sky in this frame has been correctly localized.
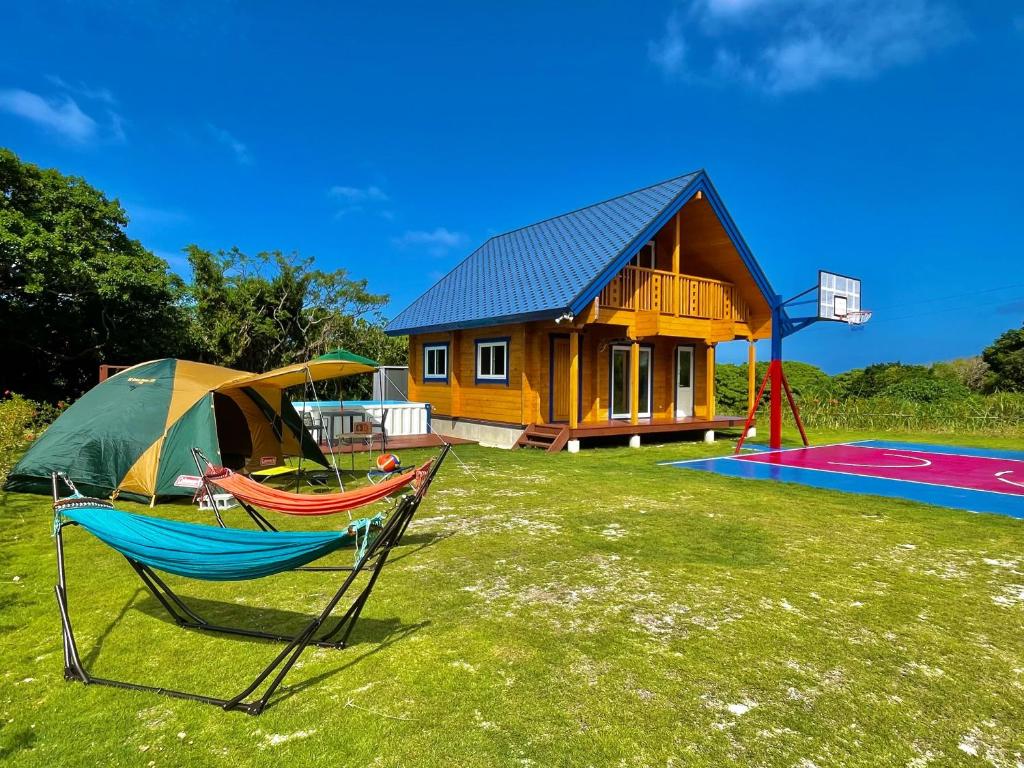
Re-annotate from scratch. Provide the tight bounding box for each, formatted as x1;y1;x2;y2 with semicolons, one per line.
2;1;1022;372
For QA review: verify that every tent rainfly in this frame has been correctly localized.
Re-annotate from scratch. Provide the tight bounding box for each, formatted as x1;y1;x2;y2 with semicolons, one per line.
4;356;377;503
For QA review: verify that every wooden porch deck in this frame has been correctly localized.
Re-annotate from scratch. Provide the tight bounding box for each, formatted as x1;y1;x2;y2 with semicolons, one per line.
548;414;748;438
520;415;750;451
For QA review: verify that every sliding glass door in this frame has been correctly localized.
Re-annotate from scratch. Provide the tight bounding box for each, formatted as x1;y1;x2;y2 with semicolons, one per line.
610;345;652;419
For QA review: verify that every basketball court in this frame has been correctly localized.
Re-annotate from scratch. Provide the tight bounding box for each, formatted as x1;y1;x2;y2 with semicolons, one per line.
664;441;1024;519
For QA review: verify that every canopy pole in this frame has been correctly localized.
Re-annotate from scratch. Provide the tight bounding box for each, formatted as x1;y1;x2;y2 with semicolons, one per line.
306;366;345;492
296;373;307;493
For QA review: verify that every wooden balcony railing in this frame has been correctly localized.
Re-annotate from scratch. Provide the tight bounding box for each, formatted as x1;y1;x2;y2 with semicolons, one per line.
599;266;749;323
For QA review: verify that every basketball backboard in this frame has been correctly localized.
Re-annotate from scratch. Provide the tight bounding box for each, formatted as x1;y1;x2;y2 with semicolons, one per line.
818;270;861;321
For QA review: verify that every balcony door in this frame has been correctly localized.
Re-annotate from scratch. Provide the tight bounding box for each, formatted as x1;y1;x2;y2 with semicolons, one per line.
675;345;694;418
610;345;651;420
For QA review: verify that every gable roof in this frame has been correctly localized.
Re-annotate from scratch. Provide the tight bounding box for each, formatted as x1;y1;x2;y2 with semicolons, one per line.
385;170;775;336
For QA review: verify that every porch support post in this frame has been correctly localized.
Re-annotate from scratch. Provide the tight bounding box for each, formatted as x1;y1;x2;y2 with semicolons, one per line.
746;338;757;437
747;339;756;414
706;343;716;419
672;213;681;314
568;331;580;430
629;340;640;426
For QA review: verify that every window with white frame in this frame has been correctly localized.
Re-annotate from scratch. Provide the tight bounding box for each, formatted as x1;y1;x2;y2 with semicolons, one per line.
423;343;448;381
476;339;508;382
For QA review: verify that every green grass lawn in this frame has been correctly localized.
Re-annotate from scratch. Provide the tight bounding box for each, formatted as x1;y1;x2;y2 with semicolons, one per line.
2;432;1023;767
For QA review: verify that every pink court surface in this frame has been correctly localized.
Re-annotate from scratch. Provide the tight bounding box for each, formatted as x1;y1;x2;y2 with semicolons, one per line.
665;440;1024;519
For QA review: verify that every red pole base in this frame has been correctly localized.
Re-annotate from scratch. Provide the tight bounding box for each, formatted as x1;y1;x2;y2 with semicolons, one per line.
769;360;783;449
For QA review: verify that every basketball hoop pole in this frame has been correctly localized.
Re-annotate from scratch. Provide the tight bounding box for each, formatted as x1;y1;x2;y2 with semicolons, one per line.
770;302;784;449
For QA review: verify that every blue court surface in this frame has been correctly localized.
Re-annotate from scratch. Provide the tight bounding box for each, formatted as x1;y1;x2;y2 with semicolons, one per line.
662;440;1024;519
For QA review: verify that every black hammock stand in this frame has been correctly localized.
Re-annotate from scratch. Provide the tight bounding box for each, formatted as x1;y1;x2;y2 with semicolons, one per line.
52;444;448;715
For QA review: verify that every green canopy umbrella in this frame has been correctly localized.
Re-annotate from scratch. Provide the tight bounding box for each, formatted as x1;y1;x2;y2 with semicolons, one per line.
315;349;380;367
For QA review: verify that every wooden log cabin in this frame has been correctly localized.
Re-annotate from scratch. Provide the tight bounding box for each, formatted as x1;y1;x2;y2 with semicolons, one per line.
385;170;774;451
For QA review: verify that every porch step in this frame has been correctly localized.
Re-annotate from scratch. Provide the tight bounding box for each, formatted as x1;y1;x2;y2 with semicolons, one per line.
517;423;570;453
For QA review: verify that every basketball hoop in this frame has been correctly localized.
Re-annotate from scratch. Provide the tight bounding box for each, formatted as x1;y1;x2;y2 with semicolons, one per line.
841;310;872;329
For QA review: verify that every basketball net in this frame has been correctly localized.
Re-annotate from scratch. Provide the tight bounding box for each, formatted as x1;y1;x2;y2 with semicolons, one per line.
842;310;872;330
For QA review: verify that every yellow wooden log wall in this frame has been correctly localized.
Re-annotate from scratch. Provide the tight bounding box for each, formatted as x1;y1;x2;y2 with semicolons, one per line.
408;324;717;426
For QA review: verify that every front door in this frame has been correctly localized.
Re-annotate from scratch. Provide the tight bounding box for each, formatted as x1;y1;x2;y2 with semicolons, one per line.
610;345;652;419
675;345;694;418
550;336;570;422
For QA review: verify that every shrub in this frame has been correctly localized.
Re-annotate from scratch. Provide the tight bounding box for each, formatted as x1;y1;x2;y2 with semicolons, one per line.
0;393;64;486
879;376;970;403
715;361;831;415
798;393;1024;435
932;356;990;393
0;394;39;486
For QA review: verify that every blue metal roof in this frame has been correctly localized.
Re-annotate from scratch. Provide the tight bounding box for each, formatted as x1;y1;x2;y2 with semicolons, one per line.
386;170;774;335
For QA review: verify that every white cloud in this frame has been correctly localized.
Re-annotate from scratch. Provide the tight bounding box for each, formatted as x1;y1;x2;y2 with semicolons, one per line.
207;123;252;165
44;75;117;105
703;0;773;18
393;227;468;256
648;11;688;76
328;184;390;217
108;110;127;143
329;184;389;202
0;89;97;142
649;0;965;94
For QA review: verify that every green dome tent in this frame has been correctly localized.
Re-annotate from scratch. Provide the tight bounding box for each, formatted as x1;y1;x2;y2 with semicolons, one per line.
4;356;376;503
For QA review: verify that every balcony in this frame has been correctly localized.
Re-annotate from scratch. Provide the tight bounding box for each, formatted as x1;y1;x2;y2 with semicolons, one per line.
599;266;749;323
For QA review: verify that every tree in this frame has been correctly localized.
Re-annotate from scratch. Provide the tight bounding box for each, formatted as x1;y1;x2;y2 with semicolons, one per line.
982;325;1024;393
715;360;831;414
932;356;989;393
184;246;393;374
833;362;932;399
0;148;189;401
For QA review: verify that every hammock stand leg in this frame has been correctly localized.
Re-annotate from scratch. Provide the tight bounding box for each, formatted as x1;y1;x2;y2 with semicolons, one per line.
237;499;278;532
127;558;211;628
193;447;278;532
54;522;90;684
125;558;356;650
316;489;422;645
220;492;429;712
221;558;388;714
192;448;229;529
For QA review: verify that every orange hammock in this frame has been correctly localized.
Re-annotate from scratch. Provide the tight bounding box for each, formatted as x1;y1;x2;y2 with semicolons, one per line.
204;461;430;516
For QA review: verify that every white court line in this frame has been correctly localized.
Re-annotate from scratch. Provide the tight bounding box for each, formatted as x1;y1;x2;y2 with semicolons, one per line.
850;442;1024;465
827;453;933;470
657;440;866;466
996;471;1024;490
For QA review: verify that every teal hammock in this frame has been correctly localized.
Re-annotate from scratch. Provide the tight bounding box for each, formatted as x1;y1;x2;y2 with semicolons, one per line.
56;505;383;581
